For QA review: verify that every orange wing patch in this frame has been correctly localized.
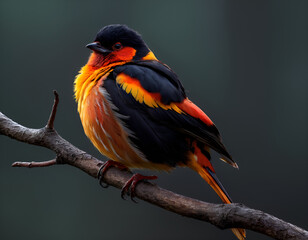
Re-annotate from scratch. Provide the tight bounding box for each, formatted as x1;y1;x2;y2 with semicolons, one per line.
176;99;214;126
116;73;183;113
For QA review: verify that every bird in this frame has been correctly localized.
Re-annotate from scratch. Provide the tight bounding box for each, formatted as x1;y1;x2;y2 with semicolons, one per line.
74;24;246;240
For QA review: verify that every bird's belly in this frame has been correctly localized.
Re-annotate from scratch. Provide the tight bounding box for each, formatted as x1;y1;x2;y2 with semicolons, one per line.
79;86;173;171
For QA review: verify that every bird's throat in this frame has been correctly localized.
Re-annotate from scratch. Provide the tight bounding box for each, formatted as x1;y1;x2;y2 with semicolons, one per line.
87;52;108;68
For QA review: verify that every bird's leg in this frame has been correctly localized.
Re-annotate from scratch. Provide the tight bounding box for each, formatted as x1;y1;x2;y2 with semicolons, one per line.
98;160;128;188
121;173;158;202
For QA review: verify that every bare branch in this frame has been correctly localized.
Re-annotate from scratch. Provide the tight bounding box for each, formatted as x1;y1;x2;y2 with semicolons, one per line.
0;92;307;240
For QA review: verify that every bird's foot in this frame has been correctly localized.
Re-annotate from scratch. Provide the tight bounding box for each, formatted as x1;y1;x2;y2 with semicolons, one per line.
98;160;128;188
121;173;157;203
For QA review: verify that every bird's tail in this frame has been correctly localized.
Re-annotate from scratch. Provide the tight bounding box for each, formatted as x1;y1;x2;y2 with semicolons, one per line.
188;144;246;240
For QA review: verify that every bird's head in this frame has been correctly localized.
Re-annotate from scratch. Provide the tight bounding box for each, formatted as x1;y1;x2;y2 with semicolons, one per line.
86;24;157;68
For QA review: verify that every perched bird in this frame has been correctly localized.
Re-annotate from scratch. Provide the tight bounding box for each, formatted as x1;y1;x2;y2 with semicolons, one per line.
74;24;246;240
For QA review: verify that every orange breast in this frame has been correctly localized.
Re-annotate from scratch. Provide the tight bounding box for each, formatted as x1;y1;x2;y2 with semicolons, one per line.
75;60;175;171
79;76;143;166
76;68;172;171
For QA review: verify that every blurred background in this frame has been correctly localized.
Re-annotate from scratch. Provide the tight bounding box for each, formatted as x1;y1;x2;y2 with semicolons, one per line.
0;1;307;239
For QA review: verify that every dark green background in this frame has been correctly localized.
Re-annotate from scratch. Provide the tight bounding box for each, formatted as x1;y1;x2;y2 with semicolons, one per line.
0;1;307;239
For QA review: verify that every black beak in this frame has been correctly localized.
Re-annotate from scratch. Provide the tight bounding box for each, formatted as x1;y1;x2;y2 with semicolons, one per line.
86;42;111;55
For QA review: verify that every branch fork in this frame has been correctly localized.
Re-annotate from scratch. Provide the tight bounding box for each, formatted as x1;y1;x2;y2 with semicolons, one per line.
11;90;60;169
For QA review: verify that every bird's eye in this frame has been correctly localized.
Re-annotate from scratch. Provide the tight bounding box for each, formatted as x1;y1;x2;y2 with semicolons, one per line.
112;42;122;50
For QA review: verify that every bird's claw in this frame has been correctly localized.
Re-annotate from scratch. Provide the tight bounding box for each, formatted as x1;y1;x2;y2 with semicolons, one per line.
98;160;128;188
121;173;158;203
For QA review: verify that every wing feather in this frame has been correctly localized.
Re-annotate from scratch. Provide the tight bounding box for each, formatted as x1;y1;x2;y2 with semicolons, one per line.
105;61;234;163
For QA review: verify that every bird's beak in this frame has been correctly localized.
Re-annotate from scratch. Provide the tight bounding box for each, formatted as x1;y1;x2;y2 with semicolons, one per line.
86;42;111;55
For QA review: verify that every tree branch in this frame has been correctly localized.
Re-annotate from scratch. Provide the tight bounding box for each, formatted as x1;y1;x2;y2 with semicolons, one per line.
0;92;307;240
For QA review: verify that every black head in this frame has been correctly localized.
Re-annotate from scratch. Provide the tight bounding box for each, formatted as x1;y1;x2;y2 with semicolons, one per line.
87;24;150;60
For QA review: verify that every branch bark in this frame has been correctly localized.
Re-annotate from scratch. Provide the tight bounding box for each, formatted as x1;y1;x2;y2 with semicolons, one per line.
0;92;307;240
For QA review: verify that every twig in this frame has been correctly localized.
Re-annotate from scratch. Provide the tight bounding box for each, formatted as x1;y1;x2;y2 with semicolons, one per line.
46;90;59;129
0;92;307;240
12;159;57;168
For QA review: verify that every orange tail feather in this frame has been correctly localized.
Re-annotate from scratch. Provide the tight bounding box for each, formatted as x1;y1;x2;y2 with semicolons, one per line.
188;145;246;240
